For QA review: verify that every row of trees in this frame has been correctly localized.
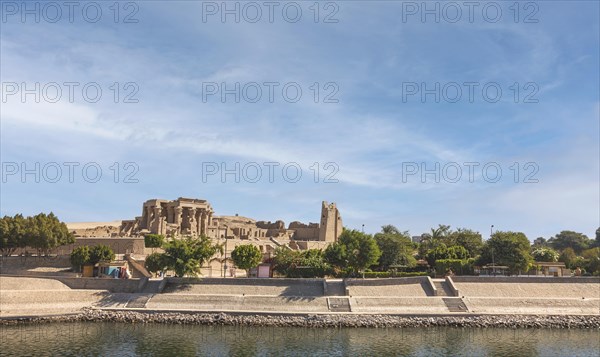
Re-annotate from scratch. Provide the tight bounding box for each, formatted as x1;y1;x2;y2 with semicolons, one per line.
272;225;600;278
533;229;600;254
144;235;265;277
0;213;74;257
141;226;600;278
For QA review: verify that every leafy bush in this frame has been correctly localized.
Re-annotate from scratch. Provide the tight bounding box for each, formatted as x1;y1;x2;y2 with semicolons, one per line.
273;248;332;278
434;258;475;276
324;229;381;275
145;252;167;274
426;245;470;266
70;244;115;272
531;247;559;262
144;234;165;248
162;235;222;277
89;245;115;264
231;244;263;277
70;246;91;271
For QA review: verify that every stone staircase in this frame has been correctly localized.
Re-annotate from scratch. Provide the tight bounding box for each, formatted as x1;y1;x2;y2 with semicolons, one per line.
327;297;351;312
325;280;346;296
442;298;469;312
432;279;454;297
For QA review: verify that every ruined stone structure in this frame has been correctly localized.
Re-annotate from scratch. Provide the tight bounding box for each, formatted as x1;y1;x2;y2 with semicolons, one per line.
118;198;342;246
68;198;343;260
119;198;214;238
64;198;344;277
318;201;343;242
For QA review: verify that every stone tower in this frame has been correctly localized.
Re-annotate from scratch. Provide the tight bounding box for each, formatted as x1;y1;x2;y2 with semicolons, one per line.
318;201;343;242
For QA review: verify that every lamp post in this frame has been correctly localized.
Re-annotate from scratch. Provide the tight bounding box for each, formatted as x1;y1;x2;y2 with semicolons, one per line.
490;225;495;276
222;225;228;278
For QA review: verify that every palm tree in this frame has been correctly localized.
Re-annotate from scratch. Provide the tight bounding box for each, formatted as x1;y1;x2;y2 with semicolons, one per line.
381;225;400;235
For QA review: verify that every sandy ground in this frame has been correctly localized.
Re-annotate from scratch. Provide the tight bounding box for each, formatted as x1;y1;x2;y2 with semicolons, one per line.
65;221;122;229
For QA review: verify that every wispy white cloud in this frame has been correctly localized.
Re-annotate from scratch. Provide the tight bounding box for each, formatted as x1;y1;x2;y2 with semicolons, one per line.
1;1;598;238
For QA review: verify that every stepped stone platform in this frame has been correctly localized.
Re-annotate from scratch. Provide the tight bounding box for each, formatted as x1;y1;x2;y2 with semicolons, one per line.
163;278;324;297
350;297;449;313
0;277;108;317
453;282;600;298
147;294;330;313
1;275;599;318
464;297;600;315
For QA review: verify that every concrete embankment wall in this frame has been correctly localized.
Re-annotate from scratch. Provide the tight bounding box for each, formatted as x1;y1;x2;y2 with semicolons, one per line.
147;295;330;313
350;297;448;313
54;277;144;293
0;276;109;317
164;277;325;297
452;277;600;299
2;275;599;317
452;276;600;284
0;257;72;276
463;297;600;315
345;277;433;297
0;276;70;290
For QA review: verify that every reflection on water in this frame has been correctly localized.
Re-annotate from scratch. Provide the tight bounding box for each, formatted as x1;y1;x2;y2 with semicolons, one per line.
1;322;599;356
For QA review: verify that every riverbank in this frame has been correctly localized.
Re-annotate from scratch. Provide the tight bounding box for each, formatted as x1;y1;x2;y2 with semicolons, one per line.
2;276;599;321
2;309;600;328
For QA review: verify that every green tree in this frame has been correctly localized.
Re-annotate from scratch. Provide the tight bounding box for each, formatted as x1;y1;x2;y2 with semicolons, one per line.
231;244;263;277
426;244;470;267
477;231;533;274
89;245;115;264
448;228;483;257
581;248;600;275
0;215;27;257
25;213;74;256
145;252;168;275
324;229;381;277
374;227;416;271
70;246;91;272
532;237;547;247
431;224;452;240
548;231;591;254
144;234;165;248
162;236;222;277
594;227;600;248
272;248;331;278
418;224;452;257
298;249;331;277
530;247;559;262
559;247;578;269
381;224;401;235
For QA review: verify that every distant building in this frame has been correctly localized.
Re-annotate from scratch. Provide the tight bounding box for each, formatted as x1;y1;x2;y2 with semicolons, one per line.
68;198;344;254
412;235;426;243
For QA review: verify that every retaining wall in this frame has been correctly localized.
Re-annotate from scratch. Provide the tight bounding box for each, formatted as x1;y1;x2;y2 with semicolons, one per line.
452;276;600;283
345;277;433;297
54;277;144;293
344;276;429;286
164;277;325;297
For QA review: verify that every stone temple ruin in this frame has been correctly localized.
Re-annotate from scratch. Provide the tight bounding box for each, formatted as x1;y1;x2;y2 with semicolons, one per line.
72;198;343;251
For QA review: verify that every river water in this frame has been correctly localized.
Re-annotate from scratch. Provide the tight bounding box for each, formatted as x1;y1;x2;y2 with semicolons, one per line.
1;323;599;356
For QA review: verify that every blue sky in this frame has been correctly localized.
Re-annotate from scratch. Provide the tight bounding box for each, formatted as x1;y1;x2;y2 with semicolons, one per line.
1;1;598;240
